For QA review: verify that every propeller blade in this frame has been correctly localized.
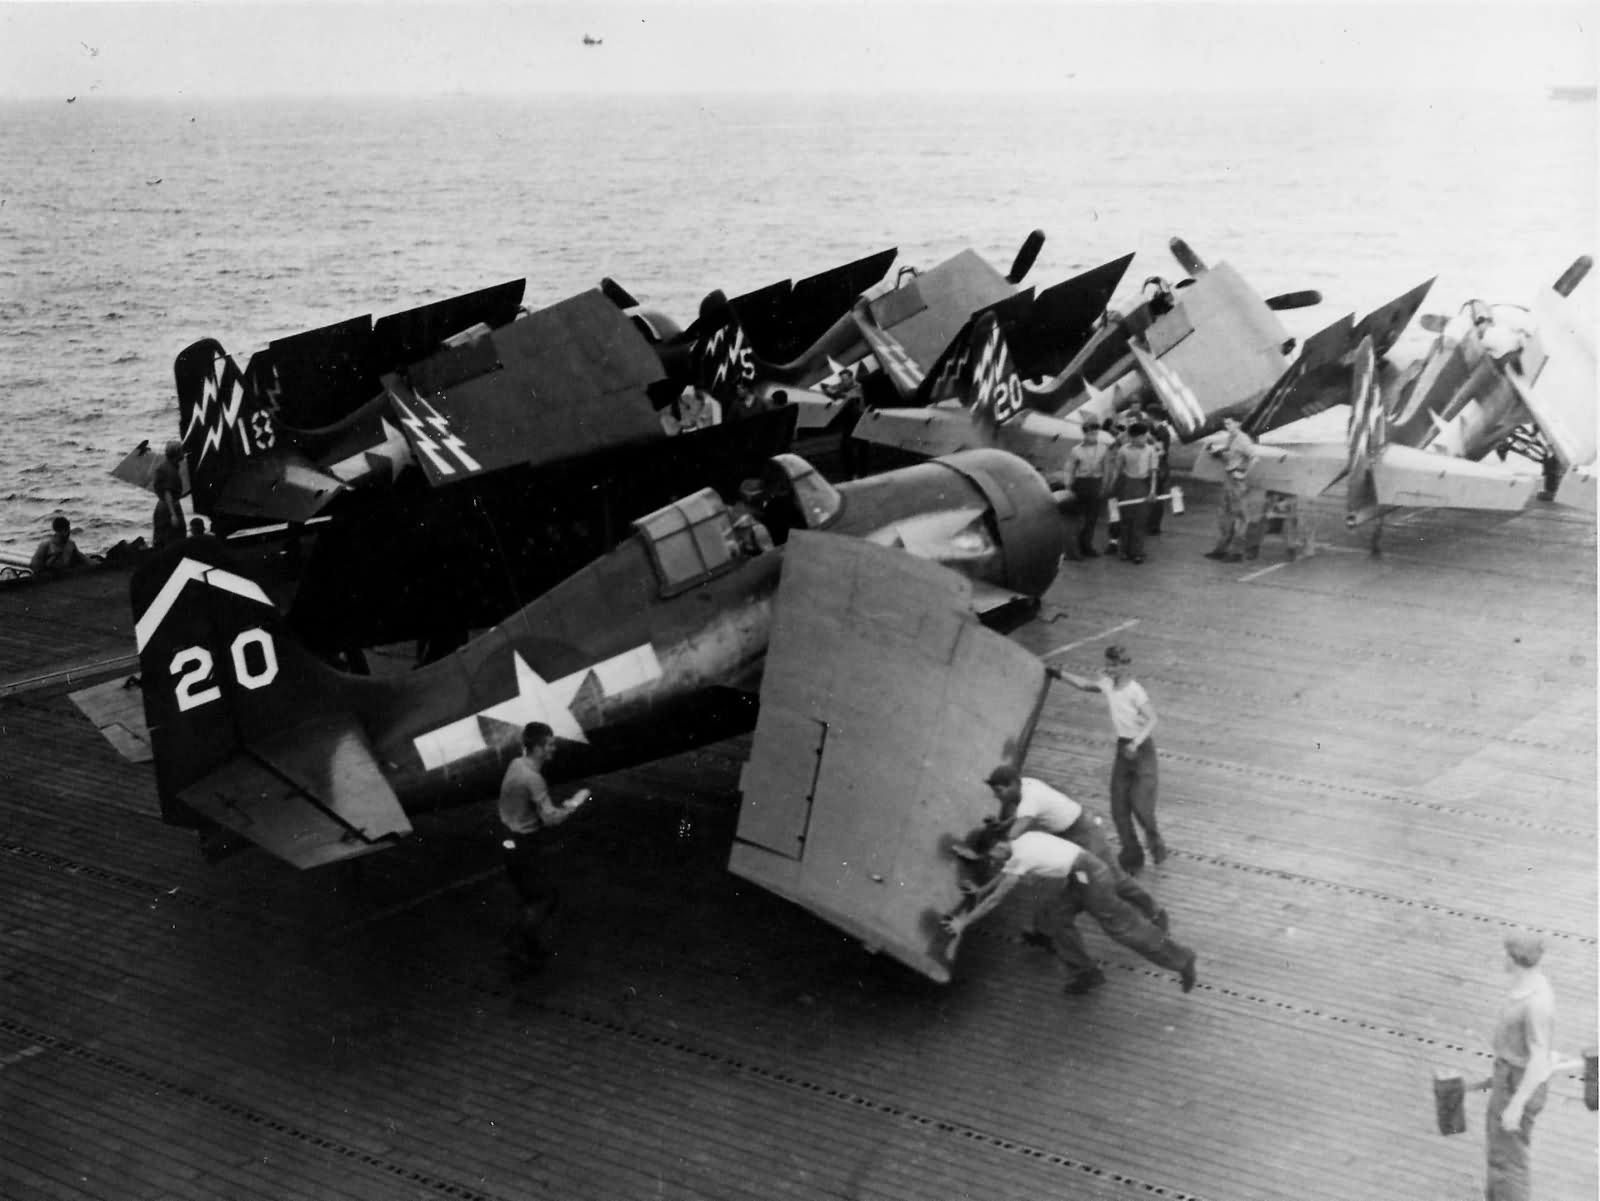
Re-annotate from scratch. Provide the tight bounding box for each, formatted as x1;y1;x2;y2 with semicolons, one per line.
1554;255;1592;297
1265;290;1323;312
1169;237;1207;276
1006;229;1046;285
599;277;640;309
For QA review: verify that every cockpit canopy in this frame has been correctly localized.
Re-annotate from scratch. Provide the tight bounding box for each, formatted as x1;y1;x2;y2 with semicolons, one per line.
760;454;842;531
633;487;738;597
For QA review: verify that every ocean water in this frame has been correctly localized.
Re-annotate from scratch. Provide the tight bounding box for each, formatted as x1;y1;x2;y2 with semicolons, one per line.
0;89;1593;554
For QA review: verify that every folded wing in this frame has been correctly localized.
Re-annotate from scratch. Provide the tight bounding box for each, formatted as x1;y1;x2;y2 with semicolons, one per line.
731;532;1049;982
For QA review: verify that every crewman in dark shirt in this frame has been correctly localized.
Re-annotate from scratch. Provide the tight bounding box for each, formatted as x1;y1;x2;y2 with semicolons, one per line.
499;721;591;977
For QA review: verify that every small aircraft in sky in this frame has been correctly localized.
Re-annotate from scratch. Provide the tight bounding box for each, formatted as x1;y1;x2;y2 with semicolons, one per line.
1198;256;1596;533
106;441;1065;983
582;34;603;46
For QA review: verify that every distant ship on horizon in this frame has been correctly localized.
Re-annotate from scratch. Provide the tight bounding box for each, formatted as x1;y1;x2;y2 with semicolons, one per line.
1548;84;1597;101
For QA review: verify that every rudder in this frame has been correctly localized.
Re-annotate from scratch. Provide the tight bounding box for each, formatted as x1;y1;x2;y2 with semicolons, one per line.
131;538;409;865
174;338;282;516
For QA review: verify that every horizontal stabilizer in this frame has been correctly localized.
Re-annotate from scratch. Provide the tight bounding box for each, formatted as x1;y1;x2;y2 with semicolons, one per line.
779;388;851;432
179;715;412;869
209;452;348;524
732;532;1049;982
1373;445;1541;511
853;406;983;459
1193;438;1350;498
1553;465;1598;511
111;441;191;497
69;676;152;763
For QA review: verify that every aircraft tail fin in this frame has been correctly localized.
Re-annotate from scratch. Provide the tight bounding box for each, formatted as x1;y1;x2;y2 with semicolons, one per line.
132;538;411;867
687;295;760;403
1343;337;1386;526
174;338;283;516
919;311;1026;431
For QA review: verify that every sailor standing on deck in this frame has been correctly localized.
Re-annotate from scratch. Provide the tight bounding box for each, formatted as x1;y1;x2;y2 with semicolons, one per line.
1051;645;1166;874
1484;934;1556;1201
1105;422;1159;564
151;440;186;550
1204;416;1256;562
499;722;591;977
1060;415;1113;558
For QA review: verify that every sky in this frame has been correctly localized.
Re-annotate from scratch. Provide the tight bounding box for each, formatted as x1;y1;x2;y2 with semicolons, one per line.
0;0;1595;98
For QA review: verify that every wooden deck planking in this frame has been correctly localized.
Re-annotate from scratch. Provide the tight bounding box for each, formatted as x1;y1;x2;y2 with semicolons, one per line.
1;488;1594;1201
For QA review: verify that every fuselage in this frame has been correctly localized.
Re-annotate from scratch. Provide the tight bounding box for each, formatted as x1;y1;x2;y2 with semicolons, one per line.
328;449;1063;816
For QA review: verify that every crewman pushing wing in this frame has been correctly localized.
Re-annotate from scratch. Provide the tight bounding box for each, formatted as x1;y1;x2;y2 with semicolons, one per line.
980;765;1167;938
942;831;1197;996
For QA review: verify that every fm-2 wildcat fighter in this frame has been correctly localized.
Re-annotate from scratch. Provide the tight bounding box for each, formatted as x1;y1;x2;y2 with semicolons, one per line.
138;279;803;653
1198;256;1597;530
115;442;1066;983
661;233;1138;472
665;234;1127;410
842;238;1340;478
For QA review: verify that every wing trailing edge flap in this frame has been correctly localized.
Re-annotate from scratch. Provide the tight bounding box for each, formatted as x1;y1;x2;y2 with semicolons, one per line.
210;452;347;524
1192;440;1350;498
177;714;412;869
851;406;981;459
731;532;1049;982
1373;445;1541;511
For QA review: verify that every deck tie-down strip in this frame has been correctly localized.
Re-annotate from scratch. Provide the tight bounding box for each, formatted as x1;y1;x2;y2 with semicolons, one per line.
0;1015;502;1201
1172;849;1595;945
1160;750;1595;839
450;975;1222;1201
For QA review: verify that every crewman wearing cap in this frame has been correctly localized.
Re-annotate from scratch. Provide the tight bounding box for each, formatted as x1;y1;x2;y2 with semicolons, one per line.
980;765;1167;937
1060;416;1114;558
1485;933;1556;1200
1204;416;1256;562
151;439;187;550
1050;644;1166;874
1106;421;1160;564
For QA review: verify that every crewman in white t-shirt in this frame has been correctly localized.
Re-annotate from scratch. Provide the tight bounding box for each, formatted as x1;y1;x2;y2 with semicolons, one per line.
982;765;1166;938
1052;644;1166;874
942;830;1196;996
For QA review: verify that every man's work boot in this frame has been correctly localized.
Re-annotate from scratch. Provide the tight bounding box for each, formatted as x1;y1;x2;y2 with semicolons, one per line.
1179;956;1198;994
1063;969;1107;995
